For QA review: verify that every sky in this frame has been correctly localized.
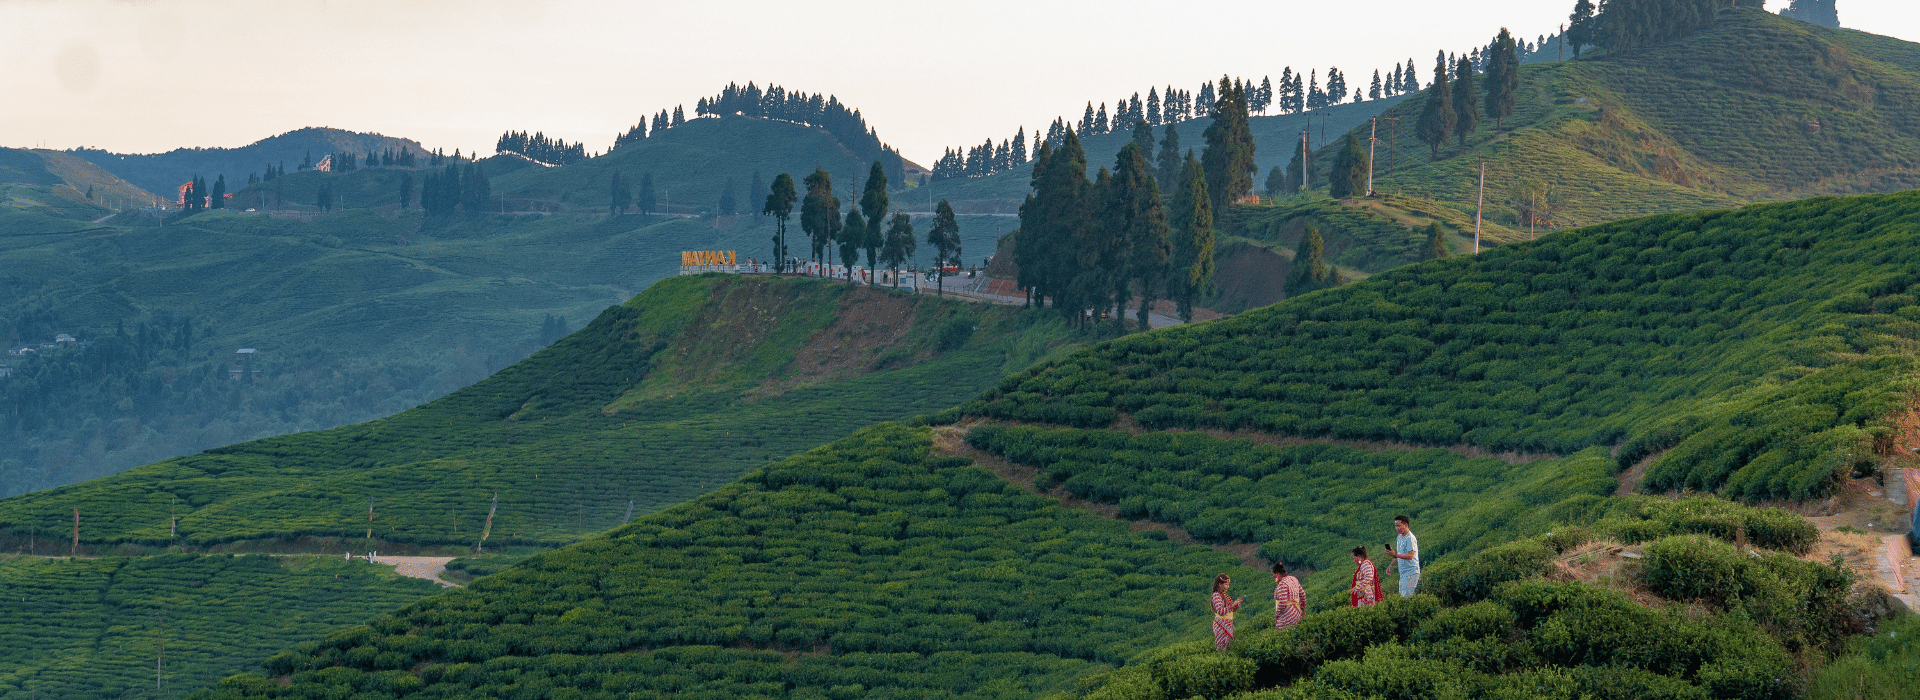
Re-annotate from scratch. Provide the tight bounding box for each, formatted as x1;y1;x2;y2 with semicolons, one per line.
2;0;1914;166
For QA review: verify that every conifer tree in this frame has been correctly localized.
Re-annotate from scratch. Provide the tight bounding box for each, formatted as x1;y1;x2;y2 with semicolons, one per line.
927;200;961;296
400;171;413;210
764;173;797;272
880;212;915;288
1265;166;1286;197
211;175;226;209
717;177;737;216
748;172;764;215
1201;77;1256;215
1286;133;1312;193
1486;28;1520;128
1196;82;1216;117
1017;133;1089;310
861;161;889;274
1081;103;1096;133
1389;64;1402;95
1307;70;1326;110
1110;143;1170;331
1169;152;1214;323
610;172;631;214
1132;121;1156;162
801;169;840;267
1155;124;1182;195
1257;76;1274;113
1416;56;1456;158
1095;103;1109;134
1424;221;1449;260
638;173;656;215
1147;88;1162;125
840;205;864;283
1288;224;1339;293
1327;68;1347;105
1402;59;1420;92
1012;129;1027;164
1452;57;1480;145
1327;133;1369;199
1370;70;1383;100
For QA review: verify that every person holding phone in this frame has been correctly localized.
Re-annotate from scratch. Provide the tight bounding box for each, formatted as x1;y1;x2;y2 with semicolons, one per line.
1387;514;1421;597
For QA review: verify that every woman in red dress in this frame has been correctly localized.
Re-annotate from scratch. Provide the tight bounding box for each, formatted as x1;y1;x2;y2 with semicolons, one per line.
1272;561;1304;630
1350;545;1383;607
1210;573;1244;651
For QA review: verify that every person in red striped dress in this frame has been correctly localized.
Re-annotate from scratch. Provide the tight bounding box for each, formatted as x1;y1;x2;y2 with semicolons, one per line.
1350;545;1383;607
1210;573;1244;651
1271;561;1304;630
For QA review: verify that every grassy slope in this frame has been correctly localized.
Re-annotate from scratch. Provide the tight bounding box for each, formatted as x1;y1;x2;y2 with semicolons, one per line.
960;191;1920;502
0;275;1087;547
68;127;430;198
0;553;440;700
0;148;157;222
1326;9;1920;233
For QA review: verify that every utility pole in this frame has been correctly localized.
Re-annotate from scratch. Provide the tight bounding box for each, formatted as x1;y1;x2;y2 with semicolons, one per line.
1300;129;1310;192
1474;158;1486;254
1366;117;1379;197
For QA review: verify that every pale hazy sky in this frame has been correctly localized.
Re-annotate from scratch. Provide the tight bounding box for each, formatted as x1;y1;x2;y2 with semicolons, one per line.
2;0;1913;165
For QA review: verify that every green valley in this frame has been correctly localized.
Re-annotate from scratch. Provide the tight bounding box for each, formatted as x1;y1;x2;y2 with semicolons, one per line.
0;275;1086;547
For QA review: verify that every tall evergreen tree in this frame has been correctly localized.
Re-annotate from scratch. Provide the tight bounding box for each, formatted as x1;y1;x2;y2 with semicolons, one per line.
1326;68;1347;105
610;172;631;214
880;212;915;288
638;173;656;215
1110;143;1169;331
1132;120;1156;163
1257;76;1274;113
1402;59;1420;92
1169;152;1214;323
1200;77;1256;216
1147;88;1162;125
717;177;738;216
1327;133;1369;199
764;173;797;272
1415;56;1456;158
1287;224;1339;293
861;161;889;276
927;200;961;296
1265;166;1287;197
399;171;413;210
1196;82;1216;117
1012;129;1027;164
800;169;840;267
840;206;865;283
1452;56;1480;145
1307;70;1326;110
1080;103;1096;133
1155;124;1182;195
211;175;226;209
1370;70;1383;100
1424;221;1450;260
1486;28;1520;128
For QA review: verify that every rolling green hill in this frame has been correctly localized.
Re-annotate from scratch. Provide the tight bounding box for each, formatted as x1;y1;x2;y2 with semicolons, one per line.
0;148;159;220
169;181;1913;700
1310;9;1920;234
0;275;1087;547
0;552;441;700
67;127;430;199
958;190;1920;502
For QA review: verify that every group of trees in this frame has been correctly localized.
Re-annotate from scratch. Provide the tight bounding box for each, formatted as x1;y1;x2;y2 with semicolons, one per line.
179;175;226;211
1014;77;1256;328
607;82;907;185
418;162;492;214
1567;0;1768;54
606;171;656;215
495;131;588;166
929;130;1028;181
761;162;948;287
1416;28;1522;157
1778;0;1840;27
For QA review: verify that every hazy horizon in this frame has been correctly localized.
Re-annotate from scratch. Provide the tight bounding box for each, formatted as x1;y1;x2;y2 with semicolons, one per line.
3;0;1910;167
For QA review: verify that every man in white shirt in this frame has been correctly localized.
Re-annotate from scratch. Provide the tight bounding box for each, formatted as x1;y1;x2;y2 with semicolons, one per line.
1387;514;1420;597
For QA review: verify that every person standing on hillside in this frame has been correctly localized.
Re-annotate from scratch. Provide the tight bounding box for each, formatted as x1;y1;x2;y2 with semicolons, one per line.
1387;514;1421;597
1210;573;1244;651
1272;561;1304;630
1349;546;1383;607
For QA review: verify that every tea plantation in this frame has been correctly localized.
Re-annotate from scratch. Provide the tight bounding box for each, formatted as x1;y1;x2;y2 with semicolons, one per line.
0;553;440;700
957;190;1920;501
0;275;1086;548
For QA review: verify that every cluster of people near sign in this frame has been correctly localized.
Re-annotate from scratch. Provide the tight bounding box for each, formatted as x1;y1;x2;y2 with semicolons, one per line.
1208;515;1419;651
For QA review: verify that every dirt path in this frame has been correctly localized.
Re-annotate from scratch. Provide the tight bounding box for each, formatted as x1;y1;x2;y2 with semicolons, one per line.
368;555;460;587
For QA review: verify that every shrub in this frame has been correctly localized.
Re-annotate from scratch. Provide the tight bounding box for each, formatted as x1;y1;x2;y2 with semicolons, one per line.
1422;539;1555;605
1149;652;1256;699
